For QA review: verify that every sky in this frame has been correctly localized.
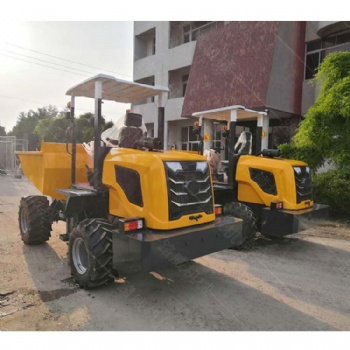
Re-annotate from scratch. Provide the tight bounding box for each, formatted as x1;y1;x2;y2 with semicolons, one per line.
0;21;134;132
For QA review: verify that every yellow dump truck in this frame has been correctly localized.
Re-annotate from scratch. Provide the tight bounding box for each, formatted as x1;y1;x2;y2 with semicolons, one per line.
191;105;328;246
16;75;243;289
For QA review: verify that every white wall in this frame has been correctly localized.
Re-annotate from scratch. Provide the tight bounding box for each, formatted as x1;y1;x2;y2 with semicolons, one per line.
133;22;197;148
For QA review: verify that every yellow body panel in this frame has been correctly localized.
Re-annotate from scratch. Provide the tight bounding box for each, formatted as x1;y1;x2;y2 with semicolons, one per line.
16;141;92;200
17;142;215;230
103;148;215;230
236;155;314;210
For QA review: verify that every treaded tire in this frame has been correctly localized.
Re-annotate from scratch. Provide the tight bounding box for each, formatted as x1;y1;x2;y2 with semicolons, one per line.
19;196;52;245
69;218;115;289
224;202;257;250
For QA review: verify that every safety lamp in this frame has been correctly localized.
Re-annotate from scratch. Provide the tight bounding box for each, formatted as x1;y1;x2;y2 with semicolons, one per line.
222;125;229;138
214;204;223;215
270;201;284;210
119;218;144;233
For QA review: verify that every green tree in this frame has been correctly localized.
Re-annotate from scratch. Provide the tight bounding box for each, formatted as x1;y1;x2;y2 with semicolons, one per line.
75;112;96;143
35;111;113;144
278;52;350;217
279;52;350;170
0;126;6;136
34;116;70;143
9;104;114;147
71;112;112;143
8;105;61;150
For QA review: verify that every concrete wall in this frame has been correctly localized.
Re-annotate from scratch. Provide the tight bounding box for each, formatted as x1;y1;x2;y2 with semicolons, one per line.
134;22;196;84
305;22;320;42
266;22;305;116
133;22;197;148
134;22;160;36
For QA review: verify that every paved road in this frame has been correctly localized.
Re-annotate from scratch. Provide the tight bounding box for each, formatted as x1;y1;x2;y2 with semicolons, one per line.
0;175;350;331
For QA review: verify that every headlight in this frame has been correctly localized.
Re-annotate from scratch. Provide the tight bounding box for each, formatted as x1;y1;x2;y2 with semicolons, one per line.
294;167;302;175
196;161;208;172
166;162;183;172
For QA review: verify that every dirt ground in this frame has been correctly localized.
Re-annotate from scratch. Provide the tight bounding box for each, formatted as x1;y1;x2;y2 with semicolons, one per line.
0;175;350;331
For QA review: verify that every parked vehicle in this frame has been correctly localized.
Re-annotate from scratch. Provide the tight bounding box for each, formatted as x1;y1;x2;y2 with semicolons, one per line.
191;105;328;247
16;75;243;289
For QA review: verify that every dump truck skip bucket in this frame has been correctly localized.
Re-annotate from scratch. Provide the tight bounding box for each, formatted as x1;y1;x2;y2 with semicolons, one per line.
16;141;92;199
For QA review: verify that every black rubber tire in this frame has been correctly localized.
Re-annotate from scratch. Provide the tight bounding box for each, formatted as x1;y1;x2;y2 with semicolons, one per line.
223;202;257;250
68;218;115;289
18;196;52;245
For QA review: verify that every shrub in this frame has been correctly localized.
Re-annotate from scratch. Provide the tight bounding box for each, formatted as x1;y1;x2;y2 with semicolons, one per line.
278;143;324;172
312;169;350;217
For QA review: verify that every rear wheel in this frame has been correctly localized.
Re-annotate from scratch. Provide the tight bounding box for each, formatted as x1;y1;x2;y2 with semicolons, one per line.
69;218;115;289
224;202;257;250
19;196;52;245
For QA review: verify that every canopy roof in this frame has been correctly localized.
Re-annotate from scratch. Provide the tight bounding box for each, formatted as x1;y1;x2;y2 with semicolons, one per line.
192;105;267;122
66;74;169;103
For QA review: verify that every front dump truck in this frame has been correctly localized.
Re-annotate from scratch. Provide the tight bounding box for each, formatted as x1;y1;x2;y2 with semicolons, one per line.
16;74;244;289
17;141;242;289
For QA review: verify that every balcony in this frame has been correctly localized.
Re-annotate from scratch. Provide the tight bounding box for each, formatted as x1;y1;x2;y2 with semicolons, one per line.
317;21;350;37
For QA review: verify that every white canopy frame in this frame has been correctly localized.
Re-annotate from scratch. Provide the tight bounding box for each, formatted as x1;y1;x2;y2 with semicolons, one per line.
192;105;269;151
65;74;169;189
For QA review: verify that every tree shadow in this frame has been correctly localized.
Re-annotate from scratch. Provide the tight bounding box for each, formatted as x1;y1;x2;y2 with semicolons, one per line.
22;243;78;302
215;234;350;321
21;234;346;331
83;260;339;331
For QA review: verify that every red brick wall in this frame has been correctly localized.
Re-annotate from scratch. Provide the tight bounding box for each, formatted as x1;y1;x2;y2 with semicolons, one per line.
182;21;280;117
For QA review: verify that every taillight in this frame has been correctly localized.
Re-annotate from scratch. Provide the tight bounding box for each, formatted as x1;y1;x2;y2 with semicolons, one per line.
119;218;144;233
215;204;223;215
270;201;284;210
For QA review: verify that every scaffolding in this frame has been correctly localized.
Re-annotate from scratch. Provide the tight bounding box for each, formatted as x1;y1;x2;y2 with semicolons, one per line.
0;136;28;175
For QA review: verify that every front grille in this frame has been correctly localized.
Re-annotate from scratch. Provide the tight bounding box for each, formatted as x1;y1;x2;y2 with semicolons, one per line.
164;161;213;221
293;166;312;203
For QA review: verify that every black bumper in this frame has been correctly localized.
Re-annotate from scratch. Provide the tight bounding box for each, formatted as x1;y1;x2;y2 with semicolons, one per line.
261;204;329;237
112;216;243;273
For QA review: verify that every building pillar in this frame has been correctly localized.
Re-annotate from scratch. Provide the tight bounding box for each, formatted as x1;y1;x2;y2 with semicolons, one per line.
202;118;213;152
227;109;237;187
257;113;269;151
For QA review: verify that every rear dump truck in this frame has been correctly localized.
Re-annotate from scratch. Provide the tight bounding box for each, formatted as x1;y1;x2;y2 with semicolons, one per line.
16;75;243;289
190;105;329;242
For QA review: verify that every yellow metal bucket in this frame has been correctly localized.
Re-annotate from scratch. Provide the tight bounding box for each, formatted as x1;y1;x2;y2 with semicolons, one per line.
16;141;92;199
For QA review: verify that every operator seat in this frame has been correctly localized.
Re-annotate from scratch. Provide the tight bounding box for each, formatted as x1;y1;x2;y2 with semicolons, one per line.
118;112;144;148
225;131;253;188
234;131;252;155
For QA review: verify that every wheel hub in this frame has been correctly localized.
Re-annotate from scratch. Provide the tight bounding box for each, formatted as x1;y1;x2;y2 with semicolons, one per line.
72;238;88;274
20;209;29;234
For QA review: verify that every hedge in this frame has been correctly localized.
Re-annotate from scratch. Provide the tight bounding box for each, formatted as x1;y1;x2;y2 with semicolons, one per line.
312;169;350;217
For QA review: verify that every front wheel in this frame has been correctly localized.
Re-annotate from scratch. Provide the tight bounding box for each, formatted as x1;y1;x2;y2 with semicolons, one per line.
224;202;257;250
69;218;115;289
